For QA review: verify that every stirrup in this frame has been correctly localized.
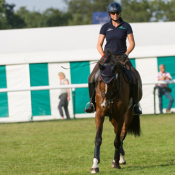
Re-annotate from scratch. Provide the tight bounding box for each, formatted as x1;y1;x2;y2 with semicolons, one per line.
84;102;95;112
132;103;142;115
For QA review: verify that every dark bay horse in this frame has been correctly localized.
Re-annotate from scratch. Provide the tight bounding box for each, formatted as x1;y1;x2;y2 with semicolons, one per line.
90;56;142;174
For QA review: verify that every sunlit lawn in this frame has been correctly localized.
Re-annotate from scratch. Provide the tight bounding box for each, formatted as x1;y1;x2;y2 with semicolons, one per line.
0;114;175;175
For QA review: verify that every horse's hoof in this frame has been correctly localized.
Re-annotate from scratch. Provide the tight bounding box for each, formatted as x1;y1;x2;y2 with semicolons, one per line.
91;168;99;174
119;161;126;165
119;154;126;165
112;161;121;169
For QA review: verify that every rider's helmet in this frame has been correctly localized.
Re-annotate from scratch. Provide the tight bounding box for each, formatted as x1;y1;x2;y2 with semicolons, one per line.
107;2;122;14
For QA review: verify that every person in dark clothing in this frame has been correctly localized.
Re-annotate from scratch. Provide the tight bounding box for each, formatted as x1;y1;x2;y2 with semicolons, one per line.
84;2;142;115
58;72;70;119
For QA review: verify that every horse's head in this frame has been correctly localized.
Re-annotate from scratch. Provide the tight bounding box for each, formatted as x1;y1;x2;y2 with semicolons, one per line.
98;58;120;108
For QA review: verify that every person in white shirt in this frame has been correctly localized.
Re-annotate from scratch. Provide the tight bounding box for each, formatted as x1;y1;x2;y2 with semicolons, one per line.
157;64;174;113
58;72;70;119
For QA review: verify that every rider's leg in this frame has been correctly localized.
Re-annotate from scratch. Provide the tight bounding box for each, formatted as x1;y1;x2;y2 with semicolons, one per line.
84;66;98;113
122;57;142;115
84;57;105;113
131;83;142;115
84;82;96;113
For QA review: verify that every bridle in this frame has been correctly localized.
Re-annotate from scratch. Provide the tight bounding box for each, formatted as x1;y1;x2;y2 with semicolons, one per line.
99;69;121;113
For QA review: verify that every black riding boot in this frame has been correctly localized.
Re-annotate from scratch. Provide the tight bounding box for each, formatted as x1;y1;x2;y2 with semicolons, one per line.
84;83;95;113
132;84;142;115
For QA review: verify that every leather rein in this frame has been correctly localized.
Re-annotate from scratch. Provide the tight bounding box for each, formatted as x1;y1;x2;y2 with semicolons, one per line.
99;69;121;117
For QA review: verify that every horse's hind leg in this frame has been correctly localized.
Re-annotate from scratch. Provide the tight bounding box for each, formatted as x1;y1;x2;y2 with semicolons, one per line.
113;133;121;169
91;114;104;174
111;118;123;169
116;123;127;165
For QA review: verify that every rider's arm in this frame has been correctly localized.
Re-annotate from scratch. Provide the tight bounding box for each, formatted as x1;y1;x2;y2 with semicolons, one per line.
125;33;135;55
97;34;105;56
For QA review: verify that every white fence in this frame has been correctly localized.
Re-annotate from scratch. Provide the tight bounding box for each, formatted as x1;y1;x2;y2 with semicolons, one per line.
0;80;174;123
0;80;175;93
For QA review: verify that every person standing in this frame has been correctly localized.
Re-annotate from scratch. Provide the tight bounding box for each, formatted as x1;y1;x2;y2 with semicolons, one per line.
58;72;70;119
157;64;174;113
84;2;142;115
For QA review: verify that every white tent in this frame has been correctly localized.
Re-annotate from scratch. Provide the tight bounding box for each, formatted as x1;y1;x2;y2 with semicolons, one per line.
0;21;175;123
0;21;175;65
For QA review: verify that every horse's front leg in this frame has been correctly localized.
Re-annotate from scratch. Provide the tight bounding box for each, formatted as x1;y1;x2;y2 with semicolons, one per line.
91;114;104;174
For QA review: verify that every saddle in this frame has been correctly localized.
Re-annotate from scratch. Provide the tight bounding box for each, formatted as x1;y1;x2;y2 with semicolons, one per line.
94;69;100;87
119;65;133;84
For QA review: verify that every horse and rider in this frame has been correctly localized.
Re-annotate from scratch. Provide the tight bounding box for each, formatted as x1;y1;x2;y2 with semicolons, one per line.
84;2;142;116
83;2;143;173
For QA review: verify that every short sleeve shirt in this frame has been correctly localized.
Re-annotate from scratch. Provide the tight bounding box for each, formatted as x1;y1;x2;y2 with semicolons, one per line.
60;78;69;94
157;72;172;87
100;18;133;55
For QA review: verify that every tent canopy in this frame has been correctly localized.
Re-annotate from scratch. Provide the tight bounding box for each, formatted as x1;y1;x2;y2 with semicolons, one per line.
0;21;175;65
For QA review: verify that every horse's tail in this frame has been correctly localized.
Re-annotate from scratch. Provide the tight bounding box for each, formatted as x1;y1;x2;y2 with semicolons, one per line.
127;115;141;136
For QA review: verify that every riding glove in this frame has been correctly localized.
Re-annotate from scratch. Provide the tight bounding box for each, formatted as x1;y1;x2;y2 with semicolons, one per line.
119;54;128;62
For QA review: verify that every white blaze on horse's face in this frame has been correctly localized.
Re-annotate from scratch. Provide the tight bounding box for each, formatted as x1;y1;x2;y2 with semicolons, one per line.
100;73;118;108
116;74;118;79
100;83;108;108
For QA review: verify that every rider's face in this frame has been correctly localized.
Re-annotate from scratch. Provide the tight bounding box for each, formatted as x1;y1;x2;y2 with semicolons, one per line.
110;12;121;21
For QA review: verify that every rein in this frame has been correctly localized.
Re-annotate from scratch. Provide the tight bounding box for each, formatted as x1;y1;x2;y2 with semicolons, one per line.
99;70;121;120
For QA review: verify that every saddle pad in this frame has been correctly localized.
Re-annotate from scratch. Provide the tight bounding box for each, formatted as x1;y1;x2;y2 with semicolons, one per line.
122;66;133;84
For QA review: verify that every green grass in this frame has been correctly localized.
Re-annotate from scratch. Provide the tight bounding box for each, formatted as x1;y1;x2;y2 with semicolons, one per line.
0;114;175;175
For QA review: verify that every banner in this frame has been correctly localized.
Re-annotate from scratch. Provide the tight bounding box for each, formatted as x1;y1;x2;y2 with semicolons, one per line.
92;12;110;24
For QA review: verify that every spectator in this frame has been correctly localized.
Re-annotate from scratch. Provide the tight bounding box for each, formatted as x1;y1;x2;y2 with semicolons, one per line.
58;72;70;119
157;64;174;114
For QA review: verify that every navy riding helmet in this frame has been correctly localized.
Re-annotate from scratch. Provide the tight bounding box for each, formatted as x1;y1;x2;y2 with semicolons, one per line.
107;2;122;13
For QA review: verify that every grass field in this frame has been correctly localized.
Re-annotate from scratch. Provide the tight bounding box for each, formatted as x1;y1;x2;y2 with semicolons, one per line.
0;114;175;175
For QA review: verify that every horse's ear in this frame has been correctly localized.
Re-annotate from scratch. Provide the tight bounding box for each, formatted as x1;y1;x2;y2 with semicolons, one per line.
98;63;105;70
112;65;117;72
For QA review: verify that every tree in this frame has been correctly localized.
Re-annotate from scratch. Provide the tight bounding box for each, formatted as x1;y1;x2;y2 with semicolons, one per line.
161;0;175;21
16;7;42;28
64;0;114;25
64;0;92;25
121;0;152;22
0;0;9;29
42;8;72;27
2;0;175;29
0;0;25;29
5;4;26;28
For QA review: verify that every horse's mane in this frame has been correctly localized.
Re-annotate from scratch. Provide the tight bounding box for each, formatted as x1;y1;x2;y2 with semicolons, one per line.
103;51;118;66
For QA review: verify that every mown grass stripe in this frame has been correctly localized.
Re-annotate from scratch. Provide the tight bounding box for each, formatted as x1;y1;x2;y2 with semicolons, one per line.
0;114;175;175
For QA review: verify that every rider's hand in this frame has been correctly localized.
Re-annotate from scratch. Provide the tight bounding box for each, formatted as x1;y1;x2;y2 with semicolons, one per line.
119;54;128;62
102;53;108;60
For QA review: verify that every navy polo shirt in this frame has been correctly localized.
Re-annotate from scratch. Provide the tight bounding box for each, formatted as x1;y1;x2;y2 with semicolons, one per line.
100;18;133;55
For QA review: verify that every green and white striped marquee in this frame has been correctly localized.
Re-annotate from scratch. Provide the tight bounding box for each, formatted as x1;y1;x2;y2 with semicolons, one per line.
0;22;175;122
0;56;175;122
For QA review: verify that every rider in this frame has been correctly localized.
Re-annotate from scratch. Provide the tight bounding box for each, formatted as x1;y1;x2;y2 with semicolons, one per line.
84;2;142;115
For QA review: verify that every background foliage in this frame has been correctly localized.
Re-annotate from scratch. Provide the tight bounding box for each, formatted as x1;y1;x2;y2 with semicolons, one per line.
0;0;175;30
